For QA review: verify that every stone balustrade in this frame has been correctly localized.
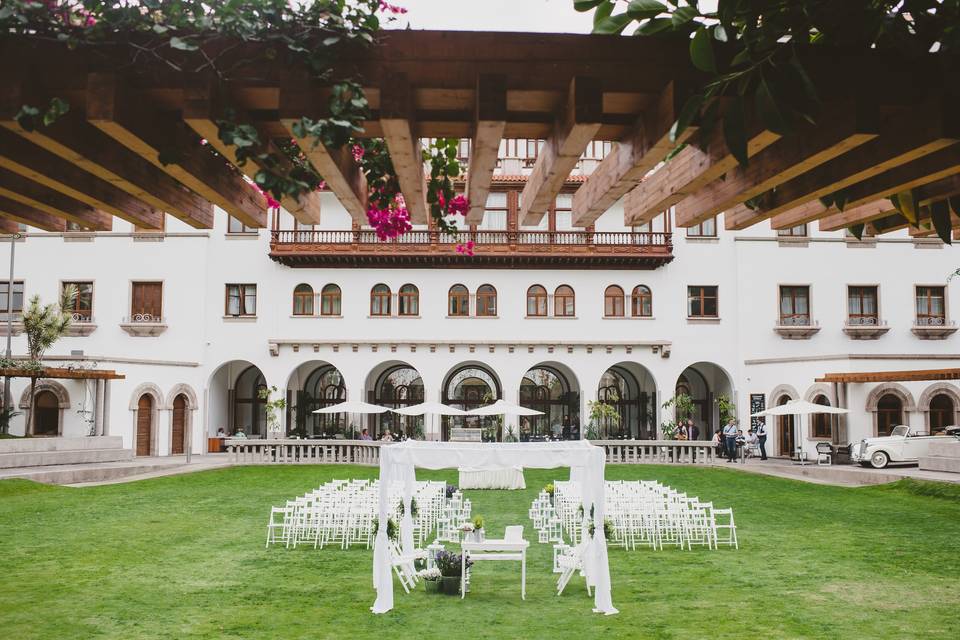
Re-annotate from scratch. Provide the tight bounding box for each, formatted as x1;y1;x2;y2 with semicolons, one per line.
591;440;716;464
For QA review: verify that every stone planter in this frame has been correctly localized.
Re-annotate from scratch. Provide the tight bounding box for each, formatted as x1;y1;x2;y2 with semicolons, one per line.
438;576;461;595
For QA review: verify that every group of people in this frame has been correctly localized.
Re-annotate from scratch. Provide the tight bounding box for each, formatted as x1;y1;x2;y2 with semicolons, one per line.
714;419;768;462
672;419;700;441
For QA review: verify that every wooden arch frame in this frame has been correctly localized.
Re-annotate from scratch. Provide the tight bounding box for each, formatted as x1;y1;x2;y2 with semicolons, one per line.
916;382;960;432
129;382;163;456
864;383;916;437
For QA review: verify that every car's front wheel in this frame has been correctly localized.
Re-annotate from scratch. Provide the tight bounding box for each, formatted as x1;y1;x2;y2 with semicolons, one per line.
869;451;889;469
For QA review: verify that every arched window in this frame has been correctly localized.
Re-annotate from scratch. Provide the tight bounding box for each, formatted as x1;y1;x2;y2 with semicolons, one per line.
776;394;795;456
554;285;575;317
293;283;314;316
930;393;955;432
476;285;497;317
448;284;469;316
398;284;419;316
877;393;903;436
370;284;391;316
443;365;501;441
604;285;624;317
375;365;425;439
298;365;346;437
320;284;341;316
234;366;267;437
527;285;547;317
632;285;652;317
519;366;579;440
811;394;832;438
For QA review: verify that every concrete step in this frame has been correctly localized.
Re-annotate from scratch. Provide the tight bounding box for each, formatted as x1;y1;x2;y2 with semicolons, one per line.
0;436;124;454
0;447;133;469
0;461;186;485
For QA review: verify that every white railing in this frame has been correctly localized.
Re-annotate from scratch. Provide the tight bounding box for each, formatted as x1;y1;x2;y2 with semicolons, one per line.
226;439;386;465
591;440;716;464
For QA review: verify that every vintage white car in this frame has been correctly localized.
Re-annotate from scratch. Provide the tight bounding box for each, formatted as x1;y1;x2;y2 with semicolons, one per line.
850;425;960;469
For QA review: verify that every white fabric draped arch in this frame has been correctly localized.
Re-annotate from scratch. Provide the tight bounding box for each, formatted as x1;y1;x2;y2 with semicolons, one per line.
371;440;618;615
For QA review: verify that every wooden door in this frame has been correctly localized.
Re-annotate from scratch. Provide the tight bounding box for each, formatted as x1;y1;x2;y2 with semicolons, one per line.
136;394;153;456
171;394;186;455
34;390;59;436
778;415;794;456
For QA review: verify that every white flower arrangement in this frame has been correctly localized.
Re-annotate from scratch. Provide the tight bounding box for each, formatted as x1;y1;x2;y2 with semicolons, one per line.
417;567;441;581
460;522;475;532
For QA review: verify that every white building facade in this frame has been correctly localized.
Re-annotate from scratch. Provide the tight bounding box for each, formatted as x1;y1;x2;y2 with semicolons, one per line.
3;157;960;461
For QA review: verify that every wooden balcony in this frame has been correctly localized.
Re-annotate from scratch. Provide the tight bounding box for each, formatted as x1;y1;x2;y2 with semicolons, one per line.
269;230;673;269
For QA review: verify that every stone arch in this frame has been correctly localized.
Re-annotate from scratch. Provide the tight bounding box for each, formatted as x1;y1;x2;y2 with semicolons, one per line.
865;382;916;437
768;384;800;403
803;383;837;441
19;379;70;409
129;382;163;456
165;383;199;410
803;382;836;405
917;382;960;431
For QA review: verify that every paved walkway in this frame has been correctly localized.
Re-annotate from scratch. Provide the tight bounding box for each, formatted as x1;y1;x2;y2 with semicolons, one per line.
2;452;958;488
708;457;960;487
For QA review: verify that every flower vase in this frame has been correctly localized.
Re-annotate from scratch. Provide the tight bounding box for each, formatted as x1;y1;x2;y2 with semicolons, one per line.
424;579;441;594
439;576;461;595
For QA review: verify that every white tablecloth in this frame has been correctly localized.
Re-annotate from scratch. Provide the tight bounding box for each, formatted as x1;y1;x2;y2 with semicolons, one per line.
458;467;526;490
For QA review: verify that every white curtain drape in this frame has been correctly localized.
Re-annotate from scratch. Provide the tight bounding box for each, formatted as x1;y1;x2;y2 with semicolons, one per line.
370;440;617;615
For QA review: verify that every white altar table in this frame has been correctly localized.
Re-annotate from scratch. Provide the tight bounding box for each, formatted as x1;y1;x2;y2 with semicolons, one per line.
461;537;530;600
458;466;526;490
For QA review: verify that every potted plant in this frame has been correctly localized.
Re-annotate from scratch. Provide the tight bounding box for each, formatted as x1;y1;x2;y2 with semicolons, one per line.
587;398;620;440
258;385;287;439
460;520;476;542
503;424;518;442
472;516;485;541
434;550;472;595
417;567;442;593
543;483;555;501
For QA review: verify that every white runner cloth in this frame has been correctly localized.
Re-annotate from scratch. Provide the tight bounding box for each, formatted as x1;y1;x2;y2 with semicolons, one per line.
458;466;526;490
371;440;617;616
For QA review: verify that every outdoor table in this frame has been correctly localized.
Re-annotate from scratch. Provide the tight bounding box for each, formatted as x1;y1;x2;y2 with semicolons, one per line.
461;538;530;600
458;467;526;490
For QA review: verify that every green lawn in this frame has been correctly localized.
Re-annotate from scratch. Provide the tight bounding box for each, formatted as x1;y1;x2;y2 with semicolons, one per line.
1;466;958;640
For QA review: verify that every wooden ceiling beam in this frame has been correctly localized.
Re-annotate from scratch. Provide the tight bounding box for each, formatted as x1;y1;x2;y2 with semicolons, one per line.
576;80;704;227
0;128;163;228
817;199;896;231
521;76;602;226
0;167;112;230
182;78;318;226
0;194;67;231
816;368;960;383
677;99;879;228
625;116;779;226
742;95;960;227
279;78;368;224
0;218;18;234
833;143;960;209
85;72;264;229
0;84;211;229
465;74;506;224
380;72;429;224
768;199;830;231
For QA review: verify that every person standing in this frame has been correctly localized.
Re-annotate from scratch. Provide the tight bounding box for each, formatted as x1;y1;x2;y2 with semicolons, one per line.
722;419;738;462
687;419;700;441
756;420;768;460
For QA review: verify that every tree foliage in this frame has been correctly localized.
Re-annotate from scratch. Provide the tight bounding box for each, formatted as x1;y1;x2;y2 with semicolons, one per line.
576;0;960;243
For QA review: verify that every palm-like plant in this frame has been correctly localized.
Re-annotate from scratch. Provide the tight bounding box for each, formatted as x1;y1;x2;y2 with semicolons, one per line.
21;286;76;435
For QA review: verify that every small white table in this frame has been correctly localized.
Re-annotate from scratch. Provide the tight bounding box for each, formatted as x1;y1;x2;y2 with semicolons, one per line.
461;538;530;599
458;467;526;490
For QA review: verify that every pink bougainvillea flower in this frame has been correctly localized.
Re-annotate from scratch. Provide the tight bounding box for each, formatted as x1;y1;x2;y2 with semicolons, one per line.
254;185;280;210
456;241;475;256
379;1;408;14
367;196;412;241
317;180;327;191
352;144;364;162
447;194;469;216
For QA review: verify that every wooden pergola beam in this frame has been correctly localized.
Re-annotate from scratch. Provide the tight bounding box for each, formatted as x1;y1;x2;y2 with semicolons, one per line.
743;96;960;225
817;199;895;231
768;199;830;231
0;167;112;230
0;218;18;234
279;78;368;224
380;72;429;224
521;76;602;226
0;84;212;229
574;80;702;227
0;366;125;380
465;74;507;224
0;194;67;231
816;368;960;383
0;128;163;228
182;79;318;226
834;143;960;209
675;99;879;228
86;73;265;229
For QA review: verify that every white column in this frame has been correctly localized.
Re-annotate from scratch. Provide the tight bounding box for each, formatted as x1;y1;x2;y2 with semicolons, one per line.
93;379;105;436
102;380;111;436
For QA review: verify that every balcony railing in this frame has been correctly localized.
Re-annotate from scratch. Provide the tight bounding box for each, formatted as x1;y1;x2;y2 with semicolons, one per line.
269;229;673;269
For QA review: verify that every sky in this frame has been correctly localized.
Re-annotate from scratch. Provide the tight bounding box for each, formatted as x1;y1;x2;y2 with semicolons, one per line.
382;0;594;33
382;0;719;33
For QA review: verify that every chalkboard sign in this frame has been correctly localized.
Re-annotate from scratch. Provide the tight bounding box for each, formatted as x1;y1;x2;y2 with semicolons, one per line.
750;394;766;431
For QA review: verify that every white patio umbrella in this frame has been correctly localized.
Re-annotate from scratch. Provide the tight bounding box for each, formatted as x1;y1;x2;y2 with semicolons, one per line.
312;400;390;414
466;398;543;416
391;401;466;441
751;399;849;463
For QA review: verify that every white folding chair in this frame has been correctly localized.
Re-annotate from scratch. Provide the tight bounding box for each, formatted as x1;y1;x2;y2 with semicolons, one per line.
712;507;738;549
